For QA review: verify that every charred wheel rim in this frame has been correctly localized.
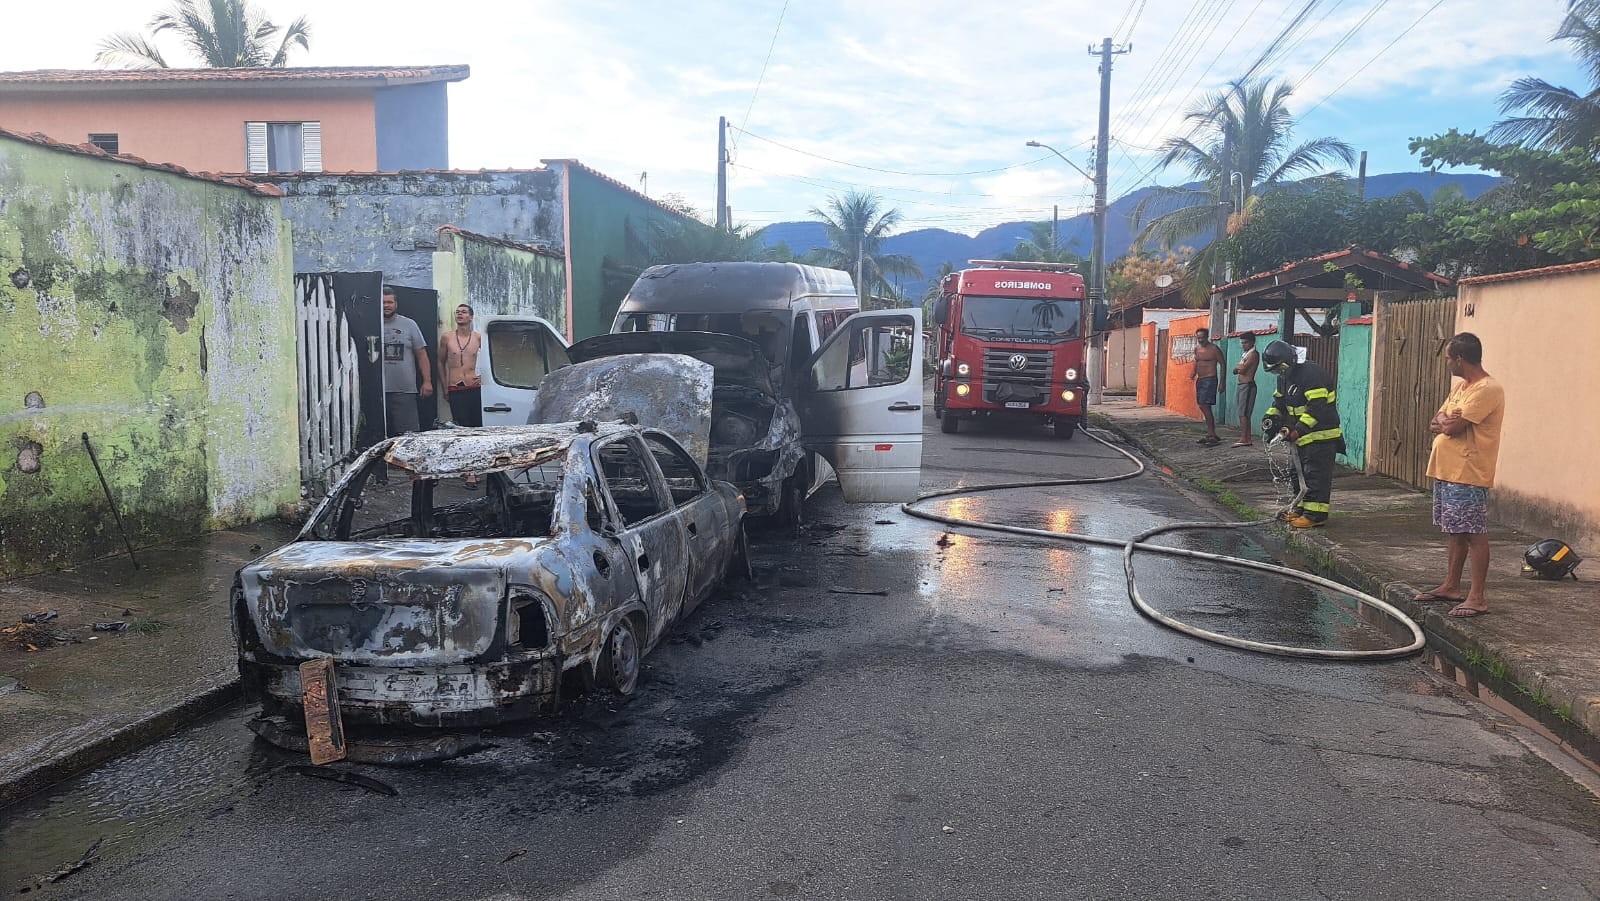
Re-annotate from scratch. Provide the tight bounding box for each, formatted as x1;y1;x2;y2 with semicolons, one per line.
602;618;641;696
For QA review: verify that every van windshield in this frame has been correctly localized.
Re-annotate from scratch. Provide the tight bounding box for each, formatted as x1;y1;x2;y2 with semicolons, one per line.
960;296;1082;340
615;311;790;365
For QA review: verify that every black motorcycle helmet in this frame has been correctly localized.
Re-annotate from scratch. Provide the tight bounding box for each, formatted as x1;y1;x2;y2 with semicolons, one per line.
1522;539;1581;580
1262;340;1297;374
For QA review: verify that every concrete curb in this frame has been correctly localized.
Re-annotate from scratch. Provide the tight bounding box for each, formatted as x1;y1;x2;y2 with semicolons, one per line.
1089;414;1600;763
0;677;240;810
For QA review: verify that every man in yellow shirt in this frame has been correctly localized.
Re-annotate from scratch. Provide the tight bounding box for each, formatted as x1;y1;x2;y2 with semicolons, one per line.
1414;333;1505;617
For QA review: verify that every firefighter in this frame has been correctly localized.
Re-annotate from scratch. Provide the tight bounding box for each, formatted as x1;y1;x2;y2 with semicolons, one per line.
1260;340;1344;529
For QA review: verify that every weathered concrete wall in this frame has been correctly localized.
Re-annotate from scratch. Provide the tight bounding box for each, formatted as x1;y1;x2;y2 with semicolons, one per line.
1458;266;1600;554
271;170;564;288
432;229;567;332
1162;313;1208;421
0;136;299;575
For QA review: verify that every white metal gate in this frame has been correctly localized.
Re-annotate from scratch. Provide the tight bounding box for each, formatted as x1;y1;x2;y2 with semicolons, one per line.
295;274;361;493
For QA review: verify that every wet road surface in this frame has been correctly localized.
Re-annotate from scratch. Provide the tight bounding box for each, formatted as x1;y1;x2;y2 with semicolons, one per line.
3;413;1598;899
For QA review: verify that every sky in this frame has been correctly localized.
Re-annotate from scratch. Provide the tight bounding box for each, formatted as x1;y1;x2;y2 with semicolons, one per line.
4;0;1587;235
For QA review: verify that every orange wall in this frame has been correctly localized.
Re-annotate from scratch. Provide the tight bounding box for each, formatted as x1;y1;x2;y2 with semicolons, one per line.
1136;320;1158;406
0;88;377;172
1458;271;1600;553
1163;313;1208;421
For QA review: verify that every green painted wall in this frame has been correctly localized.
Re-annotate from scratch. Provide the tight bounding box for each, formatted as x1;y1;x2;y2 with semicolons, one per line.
1336;322;1373;469
433;233;567;333
563;166;692;340
0;138;299;576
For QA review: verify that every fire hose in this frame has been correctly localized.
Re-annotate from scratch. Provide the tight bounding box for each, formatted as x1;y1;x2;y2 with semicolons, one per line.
901;425;1425;660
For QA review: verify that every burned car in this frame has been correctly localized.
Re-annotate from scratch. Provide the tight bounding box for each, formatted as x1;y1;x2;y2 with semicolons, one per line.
231;421;747;749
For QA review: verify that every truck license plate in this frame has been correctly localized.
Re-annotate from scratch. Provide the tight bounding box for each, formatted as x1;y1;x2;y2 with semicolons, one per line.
1005;401;1030;409
300;658;348;765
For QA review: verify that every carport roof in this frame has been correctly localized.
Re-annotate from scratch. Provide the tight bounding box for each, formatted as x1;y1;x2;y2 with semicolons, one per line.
1214;246;1452;306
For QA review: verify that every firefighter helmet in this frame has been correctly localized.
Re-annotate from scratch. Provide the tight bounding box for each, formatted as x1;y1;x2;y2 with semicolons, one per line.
1521;538;1581;580
1262;340;1297;374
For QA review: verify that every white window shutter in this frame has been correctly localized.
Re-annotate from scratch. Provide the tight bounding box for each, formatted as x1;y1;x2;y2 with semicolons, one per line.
245;122;268;173
300;121;322;172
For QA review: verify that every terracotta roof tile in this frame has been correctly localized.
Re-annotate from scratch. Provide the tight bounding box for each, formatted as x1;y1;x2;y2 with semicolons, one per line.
0;65;469;87
1215;245;1452;295
1458;257;1600;286
0;127;282;197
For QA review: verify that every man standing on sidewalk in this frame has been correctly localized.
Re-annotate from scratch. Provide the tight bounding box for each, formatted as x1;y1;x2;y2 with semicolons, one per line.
1192;328;1224;446
439;304;484;428
1231;332;1260;447
382;286;434;436
1415;333;1505;618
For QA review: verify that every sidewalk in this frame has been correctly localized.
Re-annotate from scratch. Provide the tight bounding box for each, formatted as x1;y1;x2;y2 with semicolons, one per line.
1093;396;1600;764
0;521;295;808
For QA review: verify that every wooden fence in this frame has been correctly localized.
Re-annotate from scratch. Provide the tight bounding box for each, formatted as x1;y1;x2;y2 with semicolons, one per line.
1369;297;1456;489
295;274;361;494
1289;334;1340;383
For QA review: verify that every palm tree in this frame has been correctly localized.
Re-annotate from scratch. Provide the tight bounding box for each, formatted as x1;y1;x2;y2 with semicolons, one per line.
1000;222;1085;265
805;191;922;307
97;0;311;69
1489;0;1600;154
1131;78;1354;297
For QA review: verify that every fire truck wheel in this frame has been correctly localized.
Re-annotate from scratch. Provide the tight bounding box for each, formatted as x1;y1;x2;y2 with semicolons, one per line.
1053;418;1077;440
941;412;960;434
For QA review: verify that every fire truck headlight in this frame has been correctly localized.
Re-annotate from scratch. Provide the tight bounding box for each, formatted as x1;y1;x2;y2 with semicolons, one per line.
956;362;971;376
1064;368;1078;381
955;384;972;397
1062;390;1076;402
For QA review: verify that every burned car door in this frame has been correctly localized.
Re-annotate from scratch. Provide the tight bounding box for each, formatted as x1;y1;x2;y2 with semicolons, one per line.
593;434;690;646
642;431;729;607
796;310;925;503
479;315;571;425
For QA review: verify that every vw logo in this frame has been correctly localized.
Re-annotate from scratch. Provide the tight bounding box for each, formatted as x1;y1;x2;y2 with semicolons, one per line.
1008;353;1029;371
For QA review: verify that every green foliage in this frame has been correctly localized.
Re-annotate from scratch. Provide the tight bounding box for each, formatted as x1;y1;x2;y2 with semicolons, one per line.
806;191;922;305
1406;129;1600;275
1220;184;1430;277
97;0;311;68
1000;222;1085;264
1489;0;1600;154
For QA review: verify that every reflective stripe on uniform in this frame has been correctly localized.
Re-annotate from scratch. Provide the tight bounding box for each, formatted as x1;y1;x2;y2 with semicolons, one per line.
1296;427;1343;446
1301;500;1331;513
1304;388;1330;400
1298;413;1318;427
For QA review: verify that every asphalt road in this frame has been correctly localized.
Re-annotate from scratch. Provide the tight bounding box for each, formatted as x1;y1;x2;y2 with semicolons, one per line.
4;411;1599;900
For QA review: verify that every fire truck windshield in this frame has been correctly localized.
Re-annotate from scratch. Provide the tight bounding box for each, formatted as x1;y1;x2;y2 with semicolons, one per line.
960;295;1082;339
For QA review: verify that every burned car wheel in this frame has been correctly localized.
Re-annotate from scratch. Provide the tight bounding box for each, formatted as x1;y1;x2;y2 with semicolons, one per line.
597;615;643;696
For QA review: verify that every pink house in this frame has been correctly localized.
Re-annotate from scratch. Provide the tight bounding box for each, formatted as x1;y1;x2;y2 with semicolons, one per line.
0;65;469;174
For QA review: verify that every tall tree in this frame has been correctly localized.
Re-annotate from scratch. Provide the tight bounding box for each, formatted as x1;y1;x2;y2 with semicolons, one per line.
1131;78;1355;297
1489;0;1600;154
805;191;922;306
1000;222;1085;265
97;0;311;69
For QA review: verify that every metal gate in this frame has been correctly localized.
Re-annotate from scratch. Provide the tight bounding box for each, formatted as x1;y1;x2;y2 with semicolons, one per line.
1289;334;1340;383
1371;297;1456;489
1154;329;1170;407
294;273;383;494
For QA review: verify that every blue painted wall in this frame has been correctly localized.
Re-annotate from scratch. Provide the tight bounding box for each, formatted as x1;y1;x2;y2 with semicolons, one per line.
375;83;450;171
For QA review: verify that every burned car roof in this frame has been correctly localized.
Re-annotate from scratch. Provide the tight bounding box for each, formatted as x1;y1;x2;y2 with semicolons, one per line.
567;331;777;395
620;261;856;314
382;422;634;478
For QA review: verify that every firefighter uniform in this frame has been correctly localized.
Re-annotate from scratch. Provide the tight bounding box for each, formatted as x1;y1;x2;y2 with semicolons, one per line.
1261;358;1344;525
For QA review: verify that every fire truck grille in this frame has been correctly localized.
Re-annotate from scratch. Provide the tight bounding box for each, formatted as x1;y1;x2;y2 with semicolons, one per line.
982;349;1052;385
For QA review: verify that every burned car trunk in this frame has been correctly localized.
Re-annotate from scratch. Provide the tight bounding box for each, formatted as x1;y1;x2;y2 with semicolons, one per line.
558;333;805;516
233;423;746;748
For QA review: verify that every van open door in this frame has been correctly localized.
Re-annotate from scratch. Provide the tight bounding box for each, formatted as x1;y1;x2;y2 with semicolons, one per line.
477;315;571;426
796;309;923;502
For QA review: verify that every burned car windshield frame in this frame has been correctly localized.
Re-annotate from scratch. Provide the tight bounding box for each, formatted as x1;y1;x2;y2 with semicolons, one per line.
303;456;569;542
614;310;791;367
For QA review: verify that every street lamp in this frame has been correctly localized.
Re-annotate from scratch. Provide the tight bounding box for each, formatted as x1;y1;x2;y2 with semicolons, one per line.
1029;139;1107;404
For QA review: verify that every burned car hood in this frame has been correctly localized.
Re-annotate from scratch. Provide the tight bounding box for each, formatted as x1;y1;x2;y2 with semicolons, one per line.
240;539;548;666
567;332;778;396
529;353;714;468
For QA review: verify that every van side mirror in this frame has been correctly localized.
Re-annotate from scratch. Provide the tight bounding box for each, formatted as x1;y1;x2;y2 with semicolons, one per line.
932;296;949;325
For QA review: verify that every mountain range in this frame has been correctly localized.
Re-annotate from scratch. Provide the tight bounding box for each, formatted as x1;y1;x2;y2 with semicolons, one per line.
758;172;1500;299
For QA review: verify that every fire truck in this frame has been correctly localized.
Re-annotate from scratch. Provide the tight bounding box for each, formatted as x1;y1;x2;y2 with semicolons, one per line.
931;260;1090;439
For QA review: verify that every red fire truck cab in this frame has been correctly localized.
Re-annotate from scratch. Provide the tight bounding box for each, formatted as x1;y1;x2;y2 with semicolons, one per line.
932;260;1090;439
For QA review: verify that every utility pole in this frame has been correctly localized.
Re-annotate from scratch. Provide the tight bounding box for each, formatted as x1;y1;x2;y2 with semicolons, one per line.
1356;150;1368;201
1088;37;1129;405
716;116;729;231
1210;129;1232;342
1052;205;1059;255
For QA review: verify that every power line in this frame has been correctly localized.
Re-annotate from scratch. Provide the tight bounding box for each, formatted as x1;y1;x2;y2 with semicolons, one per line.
1297;0;1447;119
731;160;1095;202
733;125;1067;177
1292;0;1394;89
739;0;790;134
1117;0;1150;43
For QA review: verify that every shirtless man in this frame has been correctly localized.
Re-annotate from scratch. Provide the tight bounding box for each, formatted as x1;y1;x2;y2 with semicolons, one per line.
439;304;484;428
1192;327;1224;446
1231;332;1260;447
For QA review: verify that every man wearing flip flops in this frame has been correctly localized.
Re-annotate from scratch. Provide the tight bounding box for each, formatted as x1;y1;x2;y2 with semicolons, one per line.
1192;328;1225;447
1414;333;1506;618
